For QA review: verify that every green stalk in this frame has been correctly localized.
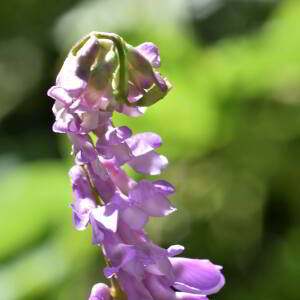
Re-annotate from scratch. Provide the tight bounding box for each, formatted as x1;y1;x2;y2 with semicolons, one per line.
92;32;129;101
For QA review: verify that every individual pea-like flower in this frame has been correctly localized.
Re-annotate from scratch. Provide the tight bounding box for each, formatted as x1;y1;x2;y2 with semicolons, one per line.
47;32;225;300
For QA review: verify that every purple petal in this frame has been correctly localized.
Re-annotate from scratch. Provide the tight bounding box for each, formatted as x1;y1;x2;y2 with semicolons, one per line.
90;215;105;244
89;283;111;300
109;126;132;145
154;72;168;92
52;100;65;115
47;86;73;104
167;245;185;257
69;165;94;201
122;206;149;230
101;161;135;195
88;167;117;204
117;103;147;117
126;132;162;157
108;144;133;166
175;293;209;300
91;205;118;232
128;82;144;103
52;109;80;133
57;36;100;92
127;44;156;90
104;243;137;276
71;203;91;231
119;271;153;300
143;243;174;278
153;180;176;195
128;151;168;175
136;42;160;68
103;266;119;279
145;274;210;300
129;180;176;217
69;133;98;163
170;258;225;295
144;274;176;300
90;159;109;180
80;111;112;132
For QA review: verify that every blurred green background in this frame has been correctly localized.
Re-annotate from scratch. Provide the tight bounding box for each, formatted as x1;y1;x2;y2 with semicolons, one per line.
1;0;300;299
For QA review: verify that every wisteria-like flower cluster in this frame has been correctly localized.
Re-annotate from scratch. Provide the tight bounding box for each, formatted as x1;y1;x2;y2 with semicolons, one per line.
47;32;225;300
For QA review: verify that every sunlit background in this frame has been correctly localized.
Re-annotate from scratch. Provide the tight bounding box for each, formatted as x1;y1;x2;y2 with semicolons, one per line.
1;0;300;299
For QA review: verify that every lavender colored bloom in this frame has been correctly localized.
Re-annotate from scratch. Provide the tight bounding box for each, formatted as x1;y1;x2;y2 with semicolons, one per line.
48;32;224;300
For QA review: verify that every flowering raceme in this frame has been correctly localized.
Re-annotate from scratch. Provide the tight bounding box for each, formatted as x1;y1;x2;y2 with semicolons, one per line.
47;32;225;300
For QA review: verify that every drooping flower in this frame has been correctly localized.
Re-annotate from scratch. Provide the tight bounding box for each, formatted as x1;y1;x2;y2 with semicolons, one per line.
48;32;224;300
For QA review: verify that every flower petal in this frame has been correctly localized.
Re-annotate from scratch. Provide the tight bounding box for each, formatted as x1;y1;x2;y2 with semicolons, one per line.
170;258;225;295
129;180;176;217
91;205;118;232
69;165;94;201
52;109;80;133
126;132;162;157
167;245;185;257
128;151;168;175
69;133;98;164
175;293;208;300
122;206;149;230
47;86;73;104
119;271;153;300
136;42;160;68
57;36;100;92
104;243;137;277
117;103;147;117
154;180;176;195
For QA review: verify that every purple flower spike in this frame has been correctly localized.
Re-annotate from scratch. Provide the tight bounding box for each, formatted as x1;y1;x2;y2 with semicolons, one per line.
47;32;224;300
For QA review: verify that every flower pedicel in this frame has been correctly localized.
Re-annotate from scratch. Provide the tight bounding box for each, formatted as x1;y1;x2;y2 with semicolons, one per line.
47;32;225;300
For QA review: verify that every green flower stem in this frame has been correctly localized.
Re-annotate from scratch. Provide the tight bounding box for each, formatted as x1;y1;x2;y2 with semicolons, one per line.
110;276;128;300
93;32;129;101
103;255;128;300
82;162;128;299
82;164;128;299
81;165;104;206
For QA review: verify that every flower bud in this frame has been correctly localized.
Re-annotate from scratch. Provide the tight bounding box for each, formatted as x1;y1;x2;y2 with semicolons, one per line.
89;283;111;300
112;41;171;113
